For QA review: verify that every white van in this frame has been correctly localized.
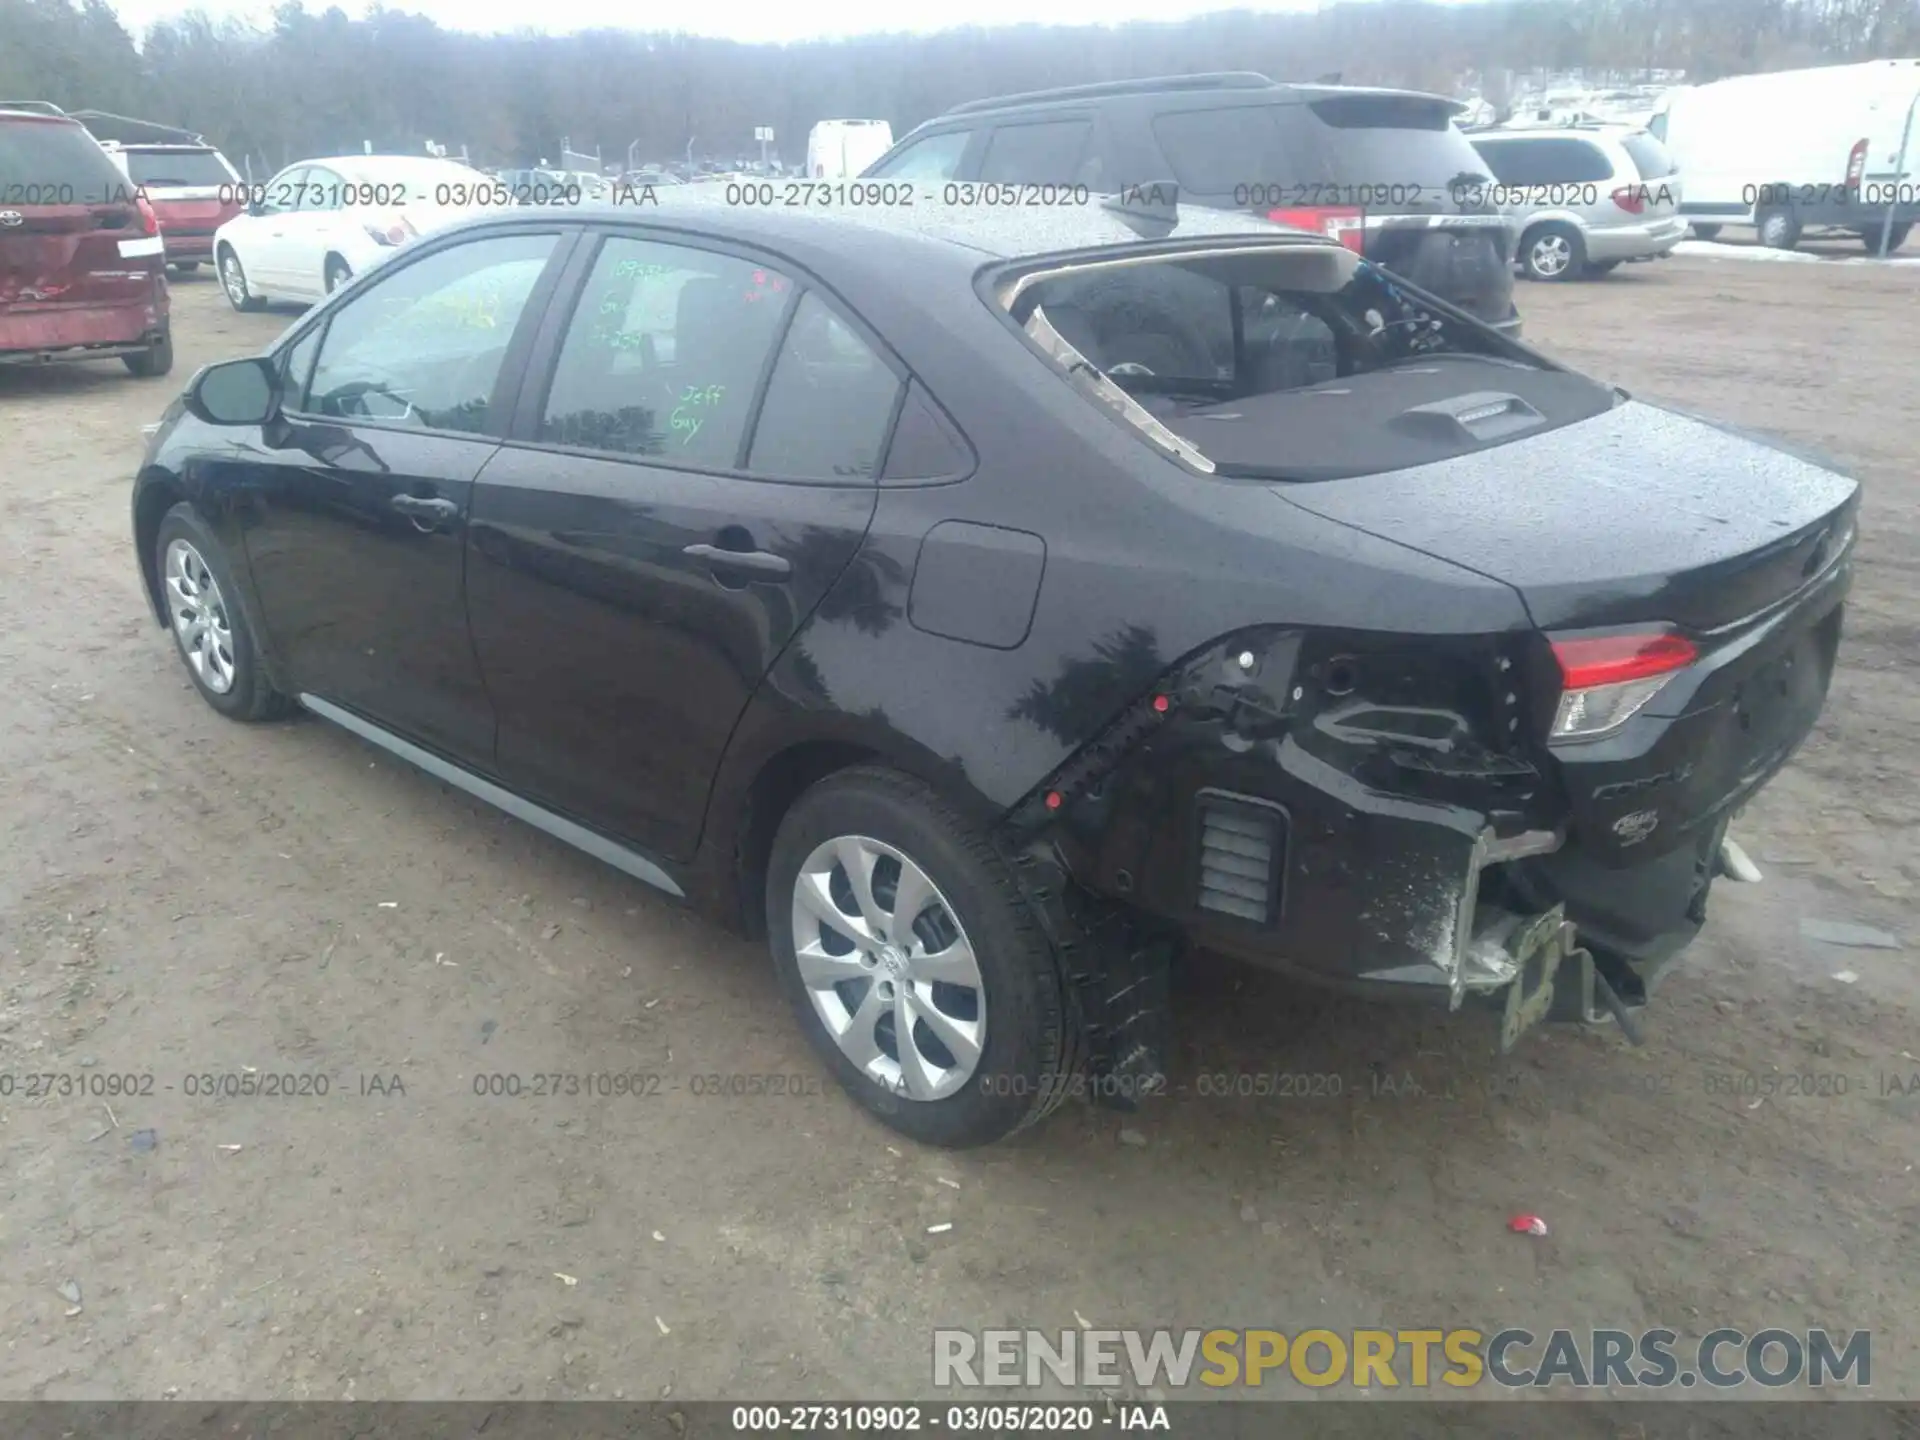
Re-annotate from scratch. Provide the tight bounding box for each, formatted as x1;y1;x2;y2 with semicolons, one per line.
1651;59;1920;251
807;120;895;179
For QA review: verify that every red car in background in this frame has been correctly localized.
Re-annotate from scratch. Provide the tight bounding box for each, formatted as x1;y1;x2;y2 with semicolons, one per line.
99;139;245;273
0;101;172;377
71;111;247;275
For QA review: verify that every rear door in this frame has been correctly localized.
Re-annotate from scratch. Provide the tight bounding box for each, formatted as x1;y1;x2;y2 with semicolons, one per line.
466;228;895;860
0;115;155;341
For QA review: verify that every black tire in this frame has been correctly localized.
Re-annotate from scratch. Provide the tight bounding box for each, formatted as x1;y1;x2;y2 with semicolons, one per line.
324;256;353;294
766;765;1083;1148
170;260;200;274
123;327;173;377
1520;222;1586;282
1756;206;1801;250
1689;223;1721;241
1860;221;1911;254
218;245;266;312
153;503;292;722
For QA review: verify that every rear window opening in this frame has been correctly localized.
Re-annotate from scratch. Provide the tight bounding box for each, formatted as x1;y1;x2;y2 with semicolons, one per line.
1001;244;1616;482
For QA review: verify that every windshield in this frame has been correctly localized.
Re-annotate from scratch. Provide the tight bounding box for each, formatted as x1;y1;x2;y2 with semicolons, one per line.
1011;246;1613;481
122;147;234;187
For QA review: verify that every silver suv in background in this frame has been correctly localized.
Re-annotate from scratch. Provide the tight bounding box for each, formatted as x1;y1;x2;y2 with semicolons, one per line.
1467;126;1685;281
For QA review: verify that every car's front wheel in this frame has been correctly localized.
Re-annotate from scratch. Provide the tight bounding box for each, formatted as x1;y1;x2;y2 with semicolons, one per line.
155;504;291;721
218;246;266;312
1521;222;1585;281
767;766;1082;1148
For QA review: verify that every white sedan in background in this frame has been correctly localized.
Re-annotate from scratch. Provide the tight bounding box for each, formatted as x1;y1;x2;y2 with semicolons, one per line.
212;154;504;310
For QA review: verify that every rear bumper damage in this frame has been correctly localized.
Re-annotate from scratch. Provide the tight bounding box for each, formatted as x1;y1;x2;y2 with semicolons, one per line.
1003;607;1831;1084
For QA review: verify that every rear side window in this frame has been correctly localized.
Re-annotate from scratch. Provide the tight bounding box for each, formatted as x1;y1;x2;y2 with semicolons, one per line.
1473;138;1611;185
1151;107;1289;195
0;118;133;205
977;121;1091;184
747;292;900;480
539;236;793;468
120;148;233;187
1299;95;1489;193
1620;132;1676;179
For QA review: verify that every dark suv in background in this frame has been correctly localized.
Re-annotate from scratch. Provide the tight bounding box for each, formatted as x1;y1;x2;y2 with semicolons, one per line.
0;101;172;376
863;72;1518;334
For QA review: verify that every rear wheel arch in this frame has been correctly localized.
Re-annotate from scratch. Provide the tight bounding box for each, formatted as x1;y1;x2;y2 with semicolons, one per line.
716;730;1005;940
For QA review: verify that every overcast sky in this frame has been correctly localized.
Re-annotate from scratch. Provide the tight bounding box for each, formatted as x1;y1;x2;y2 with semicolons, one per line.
105;0;1375;46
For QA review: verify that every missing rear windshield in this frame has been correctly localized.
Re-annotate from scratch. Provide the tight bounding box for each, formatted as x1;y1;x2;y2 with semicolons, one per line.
1006;246;1615;482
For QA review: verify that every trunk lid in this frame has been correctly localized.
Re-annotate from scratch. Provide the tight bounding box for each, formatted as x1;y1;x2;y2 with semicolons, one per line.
1276;400;1859;632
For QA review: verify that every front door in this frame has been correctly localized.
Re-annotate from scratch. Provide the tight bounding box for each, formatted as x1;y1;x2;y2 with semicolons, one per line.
237;226;570;762
466;231;902;859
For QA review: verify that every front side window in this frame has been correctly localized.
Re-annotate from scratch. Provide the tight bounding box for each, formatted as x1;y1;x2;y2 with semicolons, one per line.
300;231;557;432
748;293;901;479
539;236;793;467
865;130;971;181
296;166;343;212
259;166;307;215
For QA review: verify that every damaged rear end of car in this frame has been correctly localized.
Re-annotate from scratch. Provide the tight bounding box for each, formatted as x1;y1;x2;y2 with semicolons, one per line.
981;221;1855;1078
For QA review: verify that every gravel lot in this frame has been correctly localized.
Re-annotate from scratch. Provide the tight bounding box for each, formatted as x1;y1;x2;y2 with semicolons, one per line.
1;252;1915;1410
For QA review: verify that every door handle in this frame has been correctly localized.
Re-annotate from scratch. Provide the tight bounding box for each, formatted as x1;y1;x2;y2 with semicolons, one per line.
683;542;791;579
391;494;459;529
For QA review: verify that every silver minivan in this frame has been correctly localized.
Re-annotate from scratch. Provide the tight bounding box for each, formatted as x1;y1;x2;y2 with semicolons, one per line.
1468;126;1686;281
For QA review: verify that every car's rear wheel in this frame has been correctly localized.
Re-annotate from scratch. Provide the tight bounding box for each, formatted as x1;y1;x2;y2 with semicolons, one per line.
325;256;353;294
218;246;265;312
1689;223;1721;241
1756;206;1801;250
1860;220;1911;253
766;766;1082;1148
155;504;291;722
1520;223;1585;281
123;327;173;378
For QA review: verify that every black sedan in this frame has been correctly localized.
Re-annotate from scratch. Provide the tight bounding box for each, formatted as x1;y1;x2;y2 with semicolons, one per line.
131;193;1856;1147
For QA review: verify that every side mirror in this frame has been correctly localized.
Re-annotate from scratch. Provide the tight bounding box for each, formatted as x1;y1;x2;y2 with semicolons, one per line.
187;356;280;427
248;199;267;217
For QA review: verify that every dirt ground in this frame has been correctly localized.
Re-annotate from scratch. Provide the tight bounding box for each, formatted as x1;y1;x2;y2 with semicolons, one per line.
1;250;1915;1409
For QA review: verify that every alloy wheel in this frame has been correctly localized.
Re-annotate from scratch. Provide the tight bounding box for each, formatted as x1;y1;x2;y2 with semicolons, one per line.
164;538;237;694
1530;233;1572;278
789;835;986;1101
221;253;249;307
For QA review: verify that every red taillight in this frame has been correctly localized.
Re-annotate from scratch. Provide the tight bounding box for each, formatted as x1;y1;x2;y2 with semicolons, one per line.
1610;185;1646;215
1845;138;1869;189
136;195;160;236
1267;205;1367;253
1552;632;1697;690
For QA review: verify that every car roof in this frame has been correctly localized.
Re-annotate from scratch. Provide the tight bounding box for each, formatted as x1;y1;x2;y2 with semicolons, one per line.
936;71;1462;120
